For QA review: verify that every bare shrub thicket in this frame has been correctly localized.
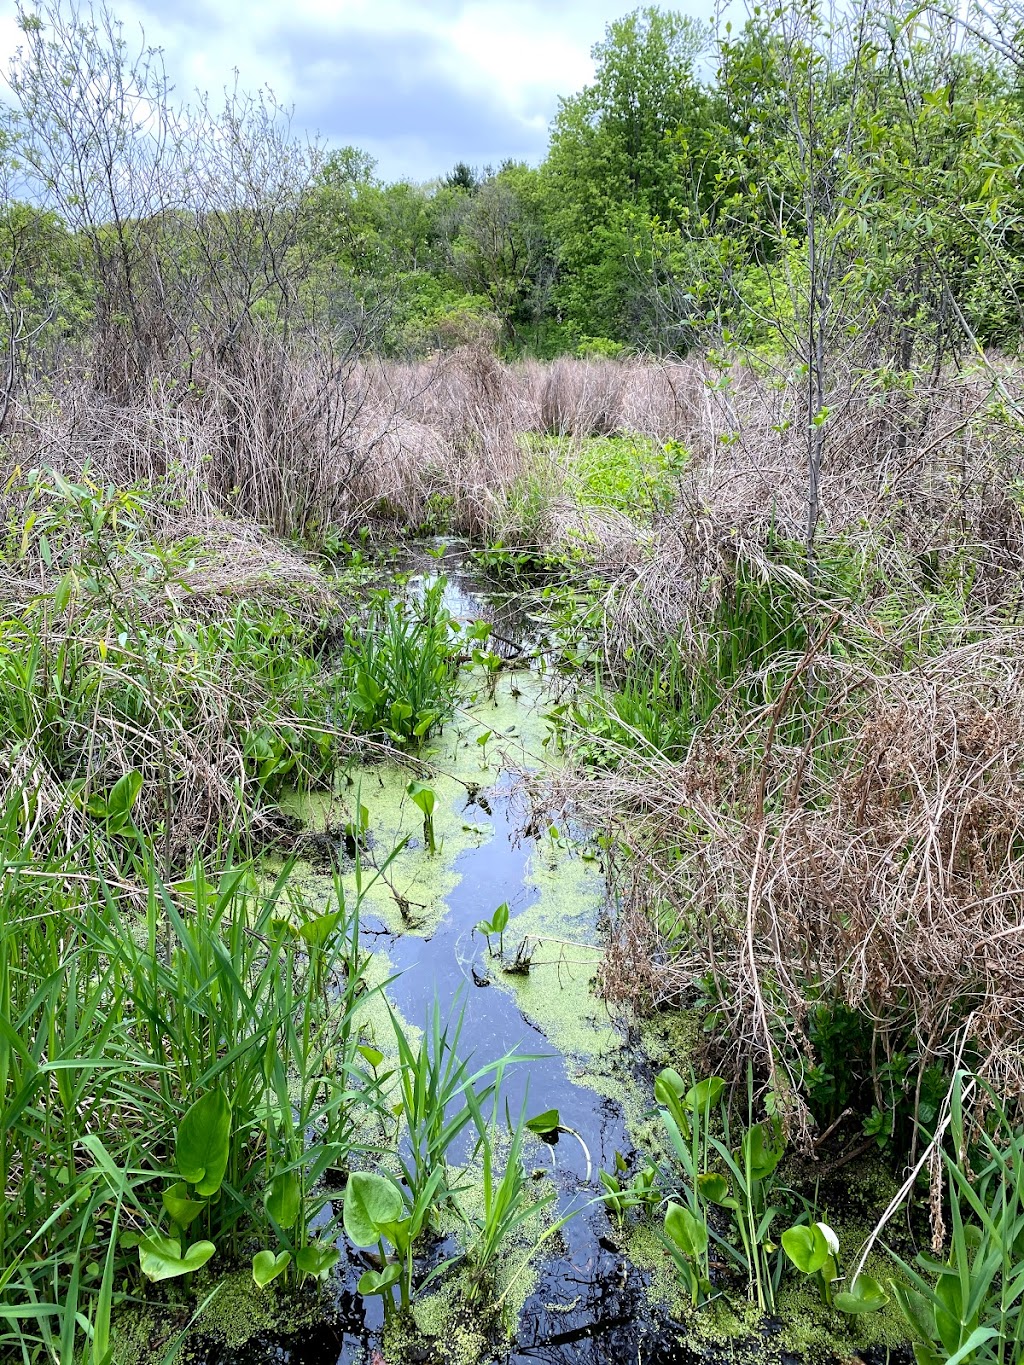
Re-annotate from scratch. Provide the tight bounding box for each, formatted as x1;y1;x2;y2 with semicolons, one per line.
540;350;1024;1132
555;632;1024;1133
592;358;1024;667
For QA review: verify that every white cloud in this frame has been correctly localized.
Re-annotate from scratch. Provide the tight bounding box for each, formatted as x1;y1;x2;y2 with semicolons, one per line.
1;0;713;181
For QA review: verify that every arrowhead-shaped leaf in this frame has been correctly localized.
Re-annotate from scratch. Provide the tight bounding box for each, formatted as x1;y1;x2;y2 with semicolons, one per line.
176;1088;232;1196
343;1171;404;1248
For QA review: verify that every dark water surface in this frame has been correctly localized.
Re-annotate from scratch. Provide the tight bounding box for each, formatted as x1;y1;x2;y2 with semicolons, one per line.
199;551;902;1365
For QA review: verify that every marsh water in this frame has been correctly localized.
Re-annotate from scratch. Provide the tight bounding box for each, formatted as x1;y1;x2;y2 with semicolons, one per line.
207;546;902;1365
213;546;679;1363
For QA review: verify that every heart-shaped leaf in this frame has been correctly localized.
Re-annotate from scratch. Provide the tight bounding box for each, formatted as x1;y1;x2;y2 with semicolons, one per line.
265;1171;301;1229
834;1273;890;1315
139;1232;216;1282
176;1088;232;1196
162;1181;206;1231
782;1222;831;1275
357;1263;402;1297
698;1172;730;1205
252;1249;291;1288
343;1171;404;1248
295;1244;341;1280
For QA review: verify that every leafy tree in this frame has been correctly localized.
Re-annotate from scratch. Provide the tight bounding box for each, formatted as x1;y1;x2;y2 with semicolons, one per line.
446;164;554;341
543;6;716;340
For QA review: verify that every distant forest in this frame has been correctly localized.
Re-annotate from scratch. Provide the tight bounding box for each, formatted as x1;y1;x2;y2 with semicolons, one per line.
4;0;1024;372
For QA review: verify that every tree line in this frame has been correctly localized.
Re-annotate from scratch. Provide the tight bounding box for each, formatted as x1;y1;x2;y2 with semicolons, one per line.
3;0;1024;392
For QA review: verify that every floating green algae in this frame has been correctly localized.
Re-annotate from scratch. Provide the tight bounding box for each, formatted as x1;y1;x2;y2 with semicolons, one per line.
281;669;555;938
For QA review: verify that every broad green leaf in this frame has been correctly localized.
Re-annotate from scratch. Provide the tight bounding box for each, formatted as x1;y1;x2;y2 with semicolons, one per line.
685;1076;725;1114
491;901;509;932
343;1171;404;1247
665;1202;708;1258
655;1068;687;1105
834;1274;889;1315
295;1244;341;1279
358;1044;384;1069
252;1249;291;1288
934;1271;970;1356
357;1263;402;1297
525;1109;560;1136
740;1120;784;1182
698;1172;730;1205
176;1088;232;1196
781;1222;831;1275
161;1181;206;1231
265;1171;301;1229
377;1215;413;1253
890;1282;937;1344
406;781;435;816
106;770;143;829
298;910;344;950
139;1233;216;1282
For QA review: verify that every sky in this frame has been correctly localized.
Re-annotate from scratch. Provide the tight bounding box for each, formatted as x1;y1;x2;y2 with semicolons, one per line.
0;0;710;184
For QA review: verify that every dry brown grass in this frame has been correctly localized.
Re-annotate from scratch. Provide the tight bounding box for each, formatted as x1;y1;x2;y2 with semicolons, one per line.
2;344;729;550
588;357;1024;670
552;629;1024;1135
520;350;1024;1128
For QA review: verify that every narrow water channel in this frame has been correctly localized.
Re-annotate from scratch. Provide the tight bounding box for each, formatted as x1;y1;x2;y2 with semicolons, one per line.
255;548;685;1363
204;548;903;1365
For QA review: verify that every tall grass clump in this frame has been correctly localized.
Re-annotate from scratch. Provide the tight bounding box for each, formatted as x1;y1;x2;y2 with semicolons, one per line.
0;469;343;861
0;801;388;1360
548;357;1024;1145
335;578;463;747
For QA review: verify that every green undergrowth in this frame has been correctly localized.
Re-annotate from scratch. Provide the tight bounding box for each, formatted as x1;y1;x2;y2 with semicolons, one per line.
524;433;688;518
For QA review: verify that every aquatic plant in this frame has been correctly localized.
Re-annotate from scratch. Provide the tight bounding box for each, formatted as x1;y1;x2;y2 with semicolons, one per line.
343;1168;441;1316
884;1071;1024;1364
336;579;462;746
407;780;438;854
0;809;387;1353
599;1152;659;1226
656;1069;790;1311
461;1096;556;1303
387;1002;510;1213
781;1221;841;1307
476;901;510;957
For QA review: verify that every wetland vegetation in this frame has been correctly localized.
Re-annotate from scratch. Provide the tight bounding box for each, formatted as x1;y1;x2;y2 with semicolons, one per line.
5;0;1024;1361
